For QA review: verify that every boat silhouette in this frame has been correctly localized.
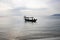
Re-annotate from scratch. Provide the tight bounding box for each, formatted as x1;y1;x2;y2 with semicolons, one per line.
24;16;37;22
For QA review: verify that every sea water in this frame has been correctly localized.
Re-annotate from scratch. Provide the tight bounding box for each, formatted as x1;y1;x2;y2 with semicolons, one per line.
0;16;60;40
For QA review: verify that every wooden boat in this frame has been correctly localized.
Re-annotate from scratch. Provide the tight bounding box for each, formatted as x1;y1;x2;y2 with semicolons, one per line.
24;16;37;22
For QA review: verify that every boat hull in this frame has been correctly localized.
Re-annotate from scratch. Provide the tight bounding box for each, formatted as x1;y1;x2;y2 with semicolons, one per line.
24;19;37;22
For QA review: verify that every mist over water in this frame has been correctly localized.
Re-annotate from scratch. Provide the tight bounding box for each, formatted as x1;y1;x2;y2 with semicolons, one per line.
0;16;60;40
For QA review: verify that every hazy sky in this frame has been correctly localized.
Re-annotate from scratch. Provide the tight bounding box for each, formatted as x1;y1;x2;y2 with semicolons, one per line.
0;0;60;16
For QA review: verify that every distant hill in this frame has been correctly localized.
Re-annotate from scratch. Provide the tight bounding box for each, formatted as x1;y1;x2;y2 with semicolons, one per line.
52;14;60;16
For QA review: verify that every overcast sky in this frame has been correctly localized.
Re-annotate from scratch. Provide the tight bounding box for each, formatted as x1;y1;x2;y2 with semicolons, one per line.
0;0;60;16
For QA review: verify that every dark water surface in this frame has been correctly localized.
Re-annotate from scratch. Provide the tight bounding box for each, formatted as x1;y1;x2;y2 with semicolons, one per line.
0;16;60;40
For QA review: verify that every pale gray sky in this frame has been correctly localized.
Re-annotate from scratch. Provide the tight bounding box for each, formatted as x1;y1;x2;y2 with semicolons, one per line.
0;0;60;16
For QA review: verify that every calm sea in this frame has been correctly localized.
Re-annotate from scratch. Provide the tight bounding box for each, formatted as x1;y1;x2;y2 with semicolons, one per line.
0;16;60;40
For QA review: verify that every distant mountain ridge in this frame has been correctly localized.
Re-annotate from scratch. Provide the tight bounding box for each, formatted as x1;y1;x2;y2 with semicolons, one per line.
52;14;60;16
